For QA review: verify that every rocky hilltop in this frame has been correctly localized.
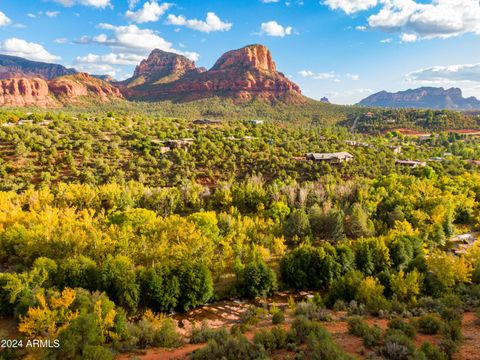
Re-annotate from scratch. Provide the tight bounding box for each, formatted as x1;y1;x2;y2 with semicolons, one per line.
0;54;77;80
122;44;303;103
359;87;480;110
0;73;123;108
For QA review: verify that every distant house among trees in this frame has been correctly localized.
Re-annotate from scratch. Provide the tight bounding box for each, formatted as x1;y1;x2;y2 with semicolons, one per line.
389;145;402;154
193;119;222;125
395;159;426;168
306;152;354;163
249;119;264;125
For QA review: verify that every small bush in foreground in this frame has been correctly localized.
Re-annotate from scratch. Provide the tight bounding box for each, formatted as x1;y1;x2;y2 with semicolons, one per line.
417;314;443;335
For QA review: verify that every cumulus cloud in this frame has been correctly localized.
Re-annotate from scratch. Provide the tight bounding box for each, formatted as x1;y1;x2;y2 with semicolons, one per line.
0;38;60;62
299;70;338;80
76;52;144;66
323;0;378;14
52;0;111;8
400;33;417;42
380;37;393;43
368;0;480;41
0;11;11;26
125;1;171;23
74;52;147;77
167;12;232;33
406;63;480;83
324;0;480;41
260;21;292;37
46;11;60;17
346;73;360;80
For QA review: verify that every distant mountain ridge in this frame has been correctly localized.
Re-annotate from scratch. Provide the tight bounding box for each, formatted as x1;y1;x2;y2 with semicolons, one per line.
0;54;77;80
359;87;480;110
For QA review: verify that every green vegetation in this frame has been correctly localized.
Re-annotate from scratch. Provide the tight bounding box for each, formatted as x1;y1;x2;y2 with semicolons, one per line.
0;105;479;359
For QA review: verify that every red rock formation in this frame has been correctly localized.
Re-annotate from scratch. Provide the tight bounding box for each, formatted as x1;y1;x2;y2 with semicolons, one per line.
0;78;58;107
49;73;123;102
123;44;303;103
0;73;122;108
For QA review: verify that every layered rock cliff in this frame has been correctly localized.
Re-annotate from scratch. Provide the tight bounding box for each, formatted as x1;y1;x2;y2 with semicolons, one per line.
0;78;58;107
123;44;303;103
0;73;123;108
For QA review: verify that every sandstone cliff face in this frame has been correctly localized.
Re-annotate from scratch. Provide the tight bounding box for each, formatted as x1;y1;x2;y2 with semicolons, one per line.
0;73;123;108
49;73;123;102
0;78;58;107
0;54;77;80
133;49;197;79
123;44;303;103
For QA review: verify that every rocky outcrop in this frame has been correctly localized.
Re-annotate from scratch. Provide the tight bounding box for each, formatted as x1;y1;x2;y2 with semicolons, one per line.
0;73;122;108
49;73;123;102
359;87;480;110
0;78;58;107
0;54;77;80
123;44;303;103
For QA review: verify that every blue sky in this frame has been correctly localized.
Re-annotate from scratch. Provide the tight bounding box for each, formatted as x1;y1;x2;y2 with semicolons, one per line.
0;0;479;104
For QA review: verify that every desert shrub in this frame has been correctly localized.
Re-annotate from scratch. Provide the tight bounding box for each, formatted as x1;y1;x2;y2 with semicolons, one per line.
295;300;331;321
190;333;265;360
127;311;181;349
239;306;264;326
190;320;229;344
253;326;287;352
347;316;382;347
381;329;415;360
387;317;416;338
289;316;330;344
81;345;114;360
417;314;443;335
440;320;462;358
308;335;355;360
420;342;448;360
272;310;285;324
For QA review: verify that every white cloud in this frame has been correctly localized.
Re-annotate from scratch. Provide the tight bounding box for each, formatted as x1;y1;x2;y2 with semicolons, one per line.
27;13;37;18
54;37;68;44
46;11;60;17
346;73;360;80
52;0;111;8
400;33;417;42
125;1;171;23
355;25;367;31
0;38;60;62
77;23;199;61
0;11;11;26
380;37;393;43
260;21;292;37
406;63;480;83
75;52;144;66
128;0;140;9
167;12;232;33
323;0;378;14
298;70;338;80
368;0;480;41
